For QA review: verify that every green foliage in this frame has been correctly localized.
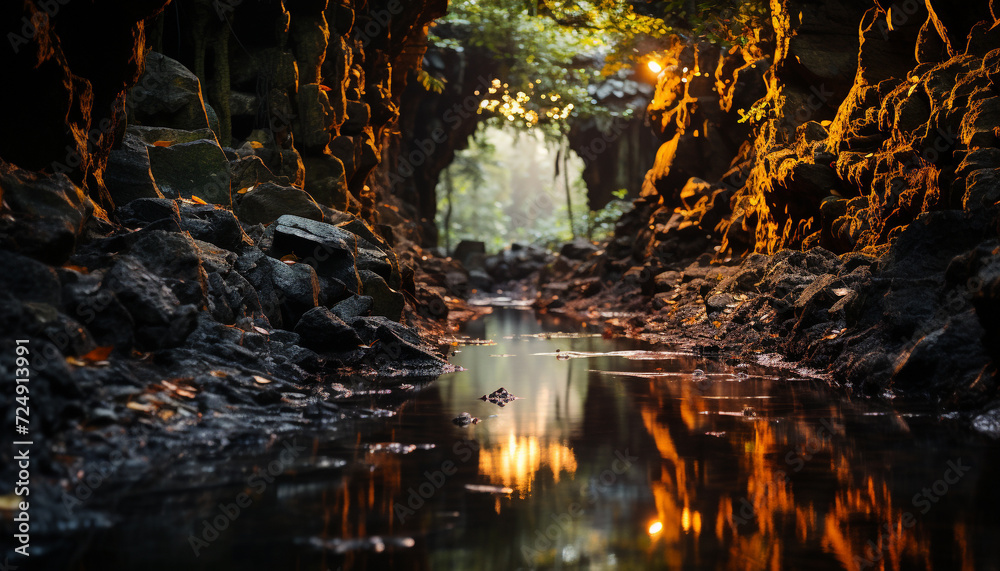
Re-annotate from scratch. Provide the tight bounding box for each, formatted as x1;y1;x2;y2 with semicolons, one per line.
436;126;589;252
416;69;447;93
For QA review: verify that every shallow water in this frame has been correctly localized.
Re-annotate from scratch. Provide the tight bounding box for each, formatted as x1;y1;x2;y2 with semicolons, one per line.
55;308;1000;570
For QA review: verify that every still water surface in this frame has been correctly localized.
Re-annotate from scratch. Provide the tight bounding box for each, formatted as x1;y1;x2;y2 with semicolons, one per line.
65;308;999;570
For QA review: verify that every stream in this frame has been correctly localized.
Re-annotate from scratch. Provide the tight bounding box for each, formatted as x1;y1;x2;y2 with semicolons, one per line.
57;307;1000;570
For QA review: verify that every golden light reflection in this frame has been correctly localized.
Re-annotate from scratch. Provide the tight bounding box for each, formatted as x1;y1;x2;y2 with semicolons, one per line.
649;520;663;534
647;60;663;73
478;433;577;497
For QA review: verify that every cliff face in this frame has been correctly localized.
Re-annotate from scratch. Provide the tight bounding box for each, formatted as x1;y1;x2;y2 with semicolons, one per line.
0;0;459;498
534;0;1000;410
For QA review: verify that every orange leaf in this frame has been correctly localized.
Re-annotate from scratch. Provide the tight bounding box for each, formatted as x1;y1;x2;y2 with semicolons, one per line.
81;346;113;362
152;140;173;147
190;195;208;205
253;375;272;385
63;264;89;273
318;84;333;91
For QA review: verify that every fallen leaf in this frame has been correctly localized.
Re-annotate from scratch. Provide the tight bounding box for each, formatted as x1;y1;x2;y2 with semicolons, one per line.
280;254;299;263
210;370;228;378
63;264;89;273
190;195;208;205
80;345;114;362
253;375;272;385
127;401;154;413
253;325;270;335
152;140;173;147
158;409;176;421
318;84;333;91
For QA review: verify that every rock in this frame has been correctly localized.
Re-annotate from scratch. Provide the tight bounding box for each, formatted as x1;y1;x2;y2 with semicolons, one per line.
177;203;253;252
0;251;61;306
116;198;181;228
302;154;350;208
331;294;373;321
230;155;288;194
126;125;219;147
453;240;486;266
359;270;404;321
0;164;93;265
296;83;335;153
351;316;445;366
104;145;163;205
104;256;198;350
341;100;370;135
58;269;135;349
127;51;211;131
963;168;1000;209
235;182;324;226
148;140;232;206
891;310;992;394
247;256;321;328
959;96;1000;148
293;306;362;353
267;215;360;293
972;407;1000;438
480;387;518;407
559;237;599;260
452;412;480;426
328;136;356;179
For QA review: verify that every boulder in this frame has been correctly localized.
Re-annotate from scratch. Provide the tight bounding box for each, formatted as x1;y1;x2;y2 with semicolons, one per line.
302;154;350;208
116;198;181;228
359;270;404;321
293;306;362;353
0;164;93;265
331;294;373;321
148;139;232;206
267;215;360;293
235;182;324;226
104;144;163;206
244;255;321;328
127;52;211;131
103;256;198;350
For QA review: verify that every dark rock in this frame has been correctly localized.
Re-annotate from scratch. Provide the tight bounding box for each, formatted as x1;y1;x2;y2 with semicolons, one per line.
235;182;325;226
267;215;360;292
331;294;373;321
342;100;370;135
0;164;93;265
453;412;480;426
147;139;232;206
560;237;600;260
116;198;181;228
230;155;288;194
0;251;62;306
127;51;211;131
125;229;208;306
244;256;321;328
177;203;253;252
58;269;134;349
453;240;486;266
126;125;219;147
359;270;404;321
104;145;163;205
104;256;198;350
294;306;362;353
302;154;350;209
480;387;518;407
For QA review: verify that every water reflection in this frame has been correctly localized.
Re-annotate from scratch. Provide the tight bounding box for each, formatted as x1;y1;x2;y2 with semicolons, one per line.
53;308;1000;570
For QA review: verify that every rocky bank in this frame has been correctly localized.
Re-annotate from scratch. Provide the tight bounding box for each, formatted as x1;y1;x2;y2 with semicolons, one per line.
500;0;1000;428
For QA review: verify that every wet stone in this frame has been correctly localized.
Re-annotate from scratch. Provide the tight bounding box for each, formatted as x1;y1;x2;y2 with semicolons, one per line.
480;387;518;407
452;412;480;426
